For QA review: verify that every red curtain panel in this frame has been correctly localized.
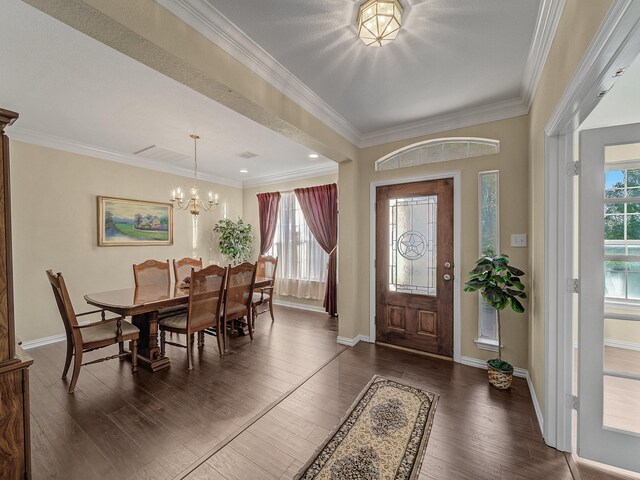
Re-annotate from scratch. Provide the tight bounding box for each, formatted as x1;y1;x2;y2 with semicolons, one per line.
256;192;281;255
294;184;338;316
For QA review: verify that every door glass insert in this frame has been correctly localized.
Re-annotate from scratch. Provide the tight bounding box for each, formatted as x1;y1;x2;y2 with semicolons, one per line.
602;146;640;435
388;196;437;296
603;376;640;434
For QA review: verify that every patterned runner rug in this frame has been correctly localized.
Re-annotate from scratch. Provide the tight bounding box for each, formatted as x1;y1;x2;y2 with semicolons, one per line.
296;375;438;480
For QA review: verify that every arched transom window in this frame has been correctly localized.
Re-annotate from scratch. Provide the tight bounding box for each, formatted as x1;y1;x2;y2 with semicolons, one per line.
376;137;500;172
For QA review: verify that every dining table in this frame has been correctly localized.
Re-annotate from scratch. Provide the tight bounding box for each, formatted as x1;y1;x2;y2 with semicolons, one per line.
84;277;271;372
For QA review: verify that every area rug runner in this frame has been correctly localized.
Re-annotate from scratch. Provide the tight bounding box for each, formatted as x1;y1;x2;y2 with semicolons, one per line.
295;375;438;480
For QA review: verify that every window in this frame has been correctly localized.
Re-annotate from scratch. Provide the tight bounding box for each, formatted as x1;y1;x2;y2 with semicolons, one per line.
376;137;499;172
476;171;500;349
605;167;640;303
268;191;328;300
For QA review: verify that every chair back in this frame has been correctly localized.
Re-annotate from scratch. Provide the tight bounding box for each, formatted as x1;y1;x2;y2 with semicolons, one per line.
173;257;203;284
187;264;226;333
133;259;170;287
224;262;257;316
46;270;79;343
257;255;278;286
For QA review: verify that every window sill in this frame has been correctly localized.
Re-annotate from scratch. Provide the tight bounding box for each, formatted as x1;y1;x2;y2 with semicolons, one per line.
474;338;499;352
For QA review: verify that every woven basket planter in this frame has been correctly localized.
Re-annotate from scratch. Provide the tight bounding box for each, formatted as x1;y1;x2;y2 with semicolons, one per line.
487;363;513;389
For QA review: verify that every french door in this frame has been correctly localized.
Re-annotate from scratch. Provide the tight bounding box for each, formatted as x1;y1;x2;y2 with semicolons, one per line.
579;122;640;473
375;179;454;356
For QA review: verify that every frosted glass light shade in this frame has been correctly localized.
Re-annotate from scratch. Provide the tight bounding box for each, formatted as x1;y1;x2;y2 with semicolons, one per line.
357;0;404;47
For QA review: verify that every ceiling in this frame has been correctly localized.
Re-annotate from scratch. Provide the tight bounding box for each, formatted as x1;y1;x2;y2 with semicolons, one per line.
202;0;542;134
0;0;336;187
1;0;556;186
580;51;640;131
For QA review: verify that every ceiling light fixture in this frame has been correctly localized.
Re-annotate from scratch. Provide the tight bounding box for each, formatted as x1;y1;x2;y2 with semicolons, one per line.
309;154;319;158
357;0;404;47
170;134;218;217
240;168;249;174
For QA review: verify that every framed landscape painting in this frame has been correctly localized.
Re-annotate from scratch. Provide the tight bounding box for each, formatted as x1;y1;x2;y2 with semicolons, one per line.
98;196;173;246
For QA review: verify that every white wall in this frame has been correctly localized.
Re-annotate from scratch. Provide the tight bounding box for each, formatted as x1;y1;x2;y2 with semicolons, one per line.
10;141;243;342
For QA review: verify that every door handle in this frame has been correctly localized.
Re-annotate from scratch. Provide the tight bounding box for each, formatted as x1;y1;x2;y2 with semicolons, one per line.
443;273;453;281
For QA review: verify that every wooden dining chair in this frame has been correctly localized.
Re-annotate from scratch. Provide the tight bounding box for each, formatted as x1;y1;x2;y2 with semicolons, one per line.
133;259;171;287
252;255;278;323
173;257;203;284
159;265;227;368
46;270;139;393
133;259;185;318
220;262;257;353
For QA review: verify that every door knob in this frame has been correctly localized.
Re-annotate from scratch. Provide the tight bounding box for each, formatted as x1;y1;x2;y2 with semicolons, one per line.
443;273;452;281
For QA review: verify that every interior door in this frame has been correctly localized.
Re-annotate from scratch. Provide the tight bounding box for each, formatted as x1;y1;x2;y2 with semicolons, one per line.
579;123;640;473
376;179;454;356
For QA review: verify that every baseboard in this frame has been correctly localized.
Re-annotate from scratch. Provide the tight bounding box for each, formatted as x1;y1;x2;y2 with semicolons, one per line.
272;299;326;314
526;371;545;436
21;333;66;350
337;334;371;347
459;356;544;434
605;339;640;352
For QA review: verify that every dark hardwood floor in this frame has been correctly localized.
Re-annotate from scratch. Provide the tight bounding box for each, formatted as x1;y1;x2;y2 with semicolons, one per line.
26;306;633;479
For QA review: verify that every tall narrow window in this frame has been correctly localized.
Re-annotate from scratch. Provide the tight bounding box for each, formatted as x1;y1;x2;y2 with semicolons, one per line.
476;171;500;349
268;192;328;300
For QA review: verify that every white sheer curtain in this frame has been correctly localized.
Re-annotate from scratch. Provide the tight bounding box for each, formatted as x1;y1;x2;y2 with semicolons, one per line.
268;192;328;300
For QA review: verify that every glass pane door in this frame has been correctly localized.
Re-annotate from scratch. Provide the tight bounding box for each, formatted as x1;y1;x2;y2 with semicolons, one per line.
579;124;640;473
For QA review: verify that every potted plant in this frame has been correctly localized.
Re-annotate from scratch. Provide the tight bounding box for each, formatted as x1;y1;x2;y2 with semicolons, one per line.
213;218;253;265
464;253;527;389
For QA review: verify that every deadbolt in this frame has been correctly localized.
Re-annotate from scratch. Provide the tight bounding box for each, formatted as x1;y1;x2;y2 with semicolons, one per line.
444;261;452;269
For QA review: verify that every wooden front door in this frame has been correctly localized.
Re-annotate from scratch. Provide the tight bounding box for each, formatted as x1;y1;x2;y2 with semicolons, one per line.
376;179;454;356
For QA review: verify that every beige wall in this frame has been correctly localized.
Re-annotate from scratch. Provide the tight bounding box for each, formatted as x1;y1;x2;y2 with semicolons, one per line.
527;0;614;416
347;116;531;368
10;141;243;342
605;319;640;345
242;173;338;309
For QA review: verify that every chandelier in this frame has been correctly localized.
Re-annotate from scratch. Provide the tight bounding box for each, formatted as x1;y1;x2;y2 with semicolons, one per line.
170;134;218;216
357;0;404;47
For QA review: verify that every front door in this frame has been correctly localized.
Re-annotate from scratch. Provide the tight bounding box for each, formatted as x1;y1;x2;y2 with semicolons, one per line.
375;179;454;356
579;122;640;473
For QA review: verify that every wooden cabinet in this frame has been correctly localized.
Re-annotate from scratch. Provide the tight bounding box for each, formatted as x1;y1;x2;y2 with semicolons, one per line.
0;108;32;480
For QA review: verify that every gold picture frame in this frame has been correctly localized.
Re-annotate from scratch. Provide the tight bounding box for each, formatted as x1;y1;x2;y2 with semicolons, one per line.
98;196;174;246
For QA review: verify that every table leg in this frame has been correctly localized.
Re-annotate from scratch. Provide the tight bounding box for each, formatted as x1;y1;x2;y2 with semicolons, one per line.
131;311;171;372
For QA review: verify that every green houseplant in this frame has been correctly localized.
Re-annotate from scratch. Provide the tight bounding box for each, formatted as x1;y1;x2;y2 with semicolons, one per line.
213;218;253;265
464;253;527;389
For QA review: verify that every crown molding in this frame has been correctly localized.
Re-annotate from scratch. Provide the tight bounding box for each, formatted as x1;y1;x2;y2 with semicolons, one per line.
359;97;529;148
156;0;558;149
154;0;362;147
8;127;244;188
521;0;566;108
242;163;338;189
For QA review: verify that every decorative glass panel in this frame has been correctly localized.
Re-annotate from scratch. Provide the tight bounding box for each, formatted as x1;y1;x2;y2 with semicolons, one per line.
478;171;499;342
376;137;500;171
388;196;437;296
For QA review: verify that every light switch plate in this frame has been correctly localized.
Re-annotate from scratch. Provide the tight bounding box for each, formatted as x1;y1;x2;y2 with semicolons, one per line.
511;234;527;247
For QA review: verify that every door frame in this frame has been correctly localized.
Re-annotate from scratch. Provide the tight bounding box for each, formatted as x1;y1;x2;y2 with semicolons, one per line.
544;0;640;452
369;171;462;362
